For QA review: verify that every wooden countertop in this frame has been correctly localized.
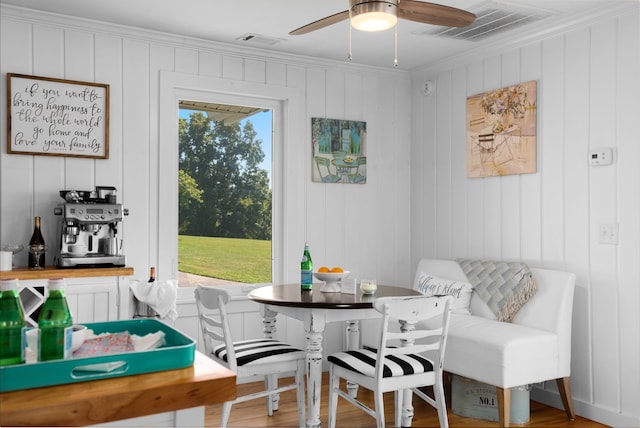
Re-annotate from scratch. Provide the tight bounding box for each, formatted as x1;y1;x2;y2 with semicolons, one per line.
0;266;134;281
0;351;236;426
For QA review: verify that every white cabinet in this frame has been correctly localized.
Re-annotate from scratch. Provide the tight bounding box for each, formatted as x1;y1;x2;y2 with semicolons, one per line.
93;407;204;427
15;275;133;325
1;266;134;324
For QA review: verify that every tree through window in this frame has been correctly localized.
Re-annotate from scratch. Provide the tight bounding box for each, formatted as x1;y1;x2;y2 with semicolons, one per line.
178;104;273;284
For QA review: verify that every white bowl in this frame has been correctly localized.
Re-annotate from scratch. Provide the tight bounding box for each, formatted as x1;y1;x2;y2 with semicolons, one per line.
71;324;88;352
313;271;350;283
313;271;350;293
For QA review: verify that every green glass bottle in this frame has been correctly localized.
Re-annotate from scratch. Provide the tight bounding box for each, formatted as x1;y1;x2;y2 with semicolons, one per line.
38;278;73;361
300;242;313;290
0;278;26;366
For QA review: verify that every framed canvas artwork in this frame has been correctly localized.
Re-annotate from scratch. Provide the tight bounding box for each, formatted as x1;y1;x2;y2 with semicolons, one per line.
466;81;537;177
7;73;109;159
311;117;367;184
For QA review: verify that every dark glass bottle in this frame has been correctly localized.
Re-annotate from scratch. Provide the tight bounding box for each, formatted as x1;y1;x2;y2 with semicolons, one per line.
300;243;313;290
28;216;46;269
0;278;26;366
38;278;73;361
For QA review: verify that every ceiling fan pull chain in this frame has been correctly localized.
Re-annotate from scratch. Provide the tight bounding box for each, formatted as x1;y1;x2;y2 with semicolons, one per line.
394;24;398;67
348;24;353;61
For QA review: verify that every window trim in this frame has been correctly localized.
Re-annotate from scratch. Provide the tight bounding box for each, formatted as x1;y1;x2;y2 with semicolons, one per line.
159;71;302;285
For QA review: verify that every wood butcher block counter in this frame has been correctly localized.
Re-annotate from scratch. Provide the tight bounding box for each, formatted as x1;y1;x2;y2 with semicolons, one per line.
0;266;135;326
0;352;236;426
0;265;134;280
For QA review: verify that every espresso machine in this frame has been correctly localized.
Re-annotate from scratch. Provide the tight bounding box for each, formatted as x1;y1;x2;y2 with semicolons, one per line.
54;186;129;268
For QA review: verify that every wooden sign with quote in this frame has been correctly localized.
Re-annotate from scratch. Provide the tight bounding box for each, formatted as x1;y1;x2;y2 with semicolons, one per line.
7;73;109;159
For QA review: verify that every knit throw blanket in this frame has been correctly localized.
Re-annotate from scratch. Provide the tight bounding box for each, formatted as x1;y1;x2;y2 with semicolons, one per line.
456;258;538;322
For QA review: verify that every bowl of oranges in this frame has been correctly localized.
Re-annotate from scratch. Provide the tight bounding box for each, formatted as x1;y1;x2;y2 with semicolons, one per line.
314;266;350;293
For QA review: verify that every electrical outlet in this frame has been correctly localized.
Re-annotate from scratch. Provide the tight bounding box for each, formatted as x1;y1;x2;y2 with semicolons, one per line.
423;81;433;96
599;223;619;245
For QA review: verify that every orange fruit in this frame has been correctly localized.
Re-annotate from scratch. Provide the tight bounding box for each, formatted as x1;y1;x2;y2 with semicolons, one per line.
330;266;344;273
318;266;330;272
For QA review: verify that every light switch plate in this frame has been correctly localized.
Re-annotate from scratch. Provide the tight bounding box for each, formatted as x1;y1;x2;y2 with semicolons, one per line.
599;223;619;245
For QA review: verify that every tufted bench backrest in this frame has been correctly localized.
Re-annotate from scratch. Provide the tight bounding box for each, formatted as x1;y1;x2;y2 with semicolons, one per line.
413;258;576;375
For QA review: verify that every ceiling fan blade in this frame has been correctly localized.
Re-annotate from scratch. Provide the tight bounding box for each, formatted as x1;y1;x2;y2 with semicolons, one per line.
290;10;350;35
398;1;476;27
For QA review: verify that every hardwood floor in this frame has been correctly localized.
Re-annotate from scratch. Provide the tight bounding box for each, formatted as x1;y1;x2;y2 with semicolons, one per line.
206;373;608;427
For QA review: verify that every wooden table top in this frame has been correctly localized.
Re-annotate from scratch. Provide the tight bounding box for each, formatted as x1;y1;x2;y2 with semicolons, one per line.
0;351;236;426
248;284;421;309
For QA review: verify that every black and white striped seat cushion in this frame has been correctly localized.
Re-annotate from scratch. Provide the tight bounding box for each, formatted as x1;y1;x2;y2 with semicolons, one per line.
328;348;434;378
213;338;305;366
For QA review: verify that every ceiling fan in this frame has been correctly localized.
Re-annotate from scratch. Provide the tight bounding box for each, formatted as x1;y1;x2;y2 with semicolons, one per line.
290;0;476;35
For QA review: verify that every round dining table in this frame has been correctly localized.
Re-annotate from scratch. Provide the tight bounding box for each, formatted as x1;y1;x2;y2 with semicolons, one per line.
248;284;422;428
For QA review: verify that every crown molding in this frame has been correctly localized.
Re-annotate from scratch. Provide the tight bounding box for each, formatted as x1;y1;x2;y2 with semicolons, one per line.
0;4;410;79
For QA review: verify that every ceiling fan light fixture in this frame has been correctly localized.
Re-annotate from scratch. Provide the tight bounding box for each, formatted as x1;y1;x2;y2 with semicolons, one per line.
350;1;398;32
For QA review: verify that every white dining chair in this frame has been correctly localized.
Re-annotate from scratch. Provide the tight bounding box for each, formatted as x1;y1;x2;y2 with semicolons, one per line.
327;295;452;428
194;284;306;428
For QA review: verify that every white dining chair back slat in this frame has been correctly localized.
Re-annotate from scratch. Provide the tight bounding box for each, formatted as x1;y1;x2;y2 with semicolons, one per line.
195;284;306;428
327;294;452;428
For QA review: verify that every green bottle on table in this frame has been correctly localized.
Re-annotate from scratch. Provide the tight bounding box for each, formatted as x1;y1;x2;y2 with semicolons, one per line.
0;278;26;366
38;278;73;361
300;242;313;290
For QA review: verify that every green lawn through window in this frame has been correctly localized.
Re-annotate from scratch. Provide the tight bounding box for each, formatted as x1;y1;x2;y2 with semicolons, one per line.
178;235;272;283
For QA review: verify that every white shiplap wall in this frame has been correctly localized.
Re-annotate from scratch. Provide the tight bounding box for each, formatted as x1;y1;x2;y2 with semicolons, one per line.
0;4;411;383
0;6;411;289
409;5;640;427
1;4;638;427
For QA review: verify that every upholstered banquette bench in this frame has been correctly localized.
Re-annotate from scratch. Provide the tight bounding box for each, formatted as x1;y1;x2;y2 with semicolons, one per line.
413;259;576;428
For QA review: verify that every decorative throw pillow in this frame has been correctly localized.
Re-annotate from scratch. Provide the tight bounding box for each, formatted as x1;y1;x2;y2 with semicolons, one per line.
415;273;474;315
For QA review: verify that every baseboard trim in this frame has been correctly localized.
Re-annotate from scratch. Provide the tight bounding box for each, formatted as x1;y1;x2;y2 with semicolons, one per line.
531;387;640;428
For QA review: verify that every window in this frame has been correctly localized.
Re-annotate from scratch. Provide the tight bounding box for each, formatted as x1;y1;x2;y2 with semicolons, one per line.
159;72;297;286
177;103;273;285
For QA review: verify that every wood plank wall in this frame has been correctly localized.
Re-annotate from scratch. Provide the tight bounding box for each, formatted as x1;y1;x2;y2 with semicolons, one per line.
0;7;411;288
409;5;640;427
0;3;411;386
1;4;638;427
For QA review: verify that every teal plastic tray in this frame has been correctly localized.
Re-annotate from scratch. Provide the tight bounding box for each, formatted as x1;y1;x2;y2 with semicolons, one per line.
0;318;195;392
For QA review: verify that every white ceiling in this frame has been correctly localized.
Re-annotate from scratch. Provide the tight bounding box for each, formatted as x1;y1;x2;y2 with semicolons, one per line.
0;0;628;70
